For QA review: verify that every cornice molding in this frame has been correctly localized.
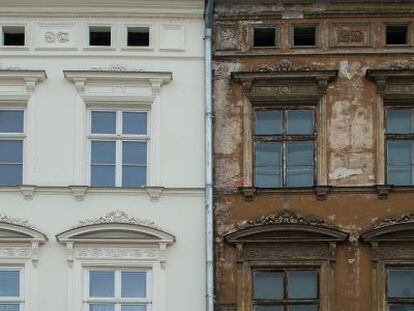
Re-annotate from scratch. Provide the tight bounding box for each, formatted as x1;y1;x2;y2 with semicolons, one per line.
0;69;47;94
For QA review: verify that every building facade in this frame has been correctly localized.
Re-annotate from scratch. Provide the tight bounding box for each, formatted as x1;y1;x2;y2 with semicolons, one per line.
0;1;205;311
212;1;414;311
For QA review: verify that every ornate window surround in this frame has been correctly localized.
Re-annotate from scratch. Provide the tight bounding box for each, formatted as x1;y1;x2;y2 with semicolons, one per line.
64;69;173;193
231;60;338;200
0;214;48;311
56;210;175;311
361;213;414;311
225;209;348;311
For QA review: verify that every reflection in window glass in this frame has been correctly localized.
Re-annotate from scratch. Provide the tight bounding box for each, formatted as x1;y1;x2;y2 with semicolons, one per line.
288;306;318;311
389;270;414;298
90;305;115;311
91;111;116;134
254;272;283;300
255;307;283;311
389;305;414;311
287;110;314;135
121;272;146;298
123;112;147;135
387;141;413;185
0;305;20;311
288;271;318;299
0;111;24;133
0;271;19;297
0;141;23;186
121;306;146;311
89;271;115;298
287;142;314;187
255;111;281;135
255;142;281;188
387;109;413;134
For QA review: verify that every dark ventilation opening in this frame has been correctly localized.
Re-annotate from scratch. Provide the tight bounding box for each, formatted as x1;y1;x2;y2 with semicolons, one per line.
386;25;408;45
127;27;150;47
294;26;316;46
89;26;111;46
253;27;276;47
3;26;25;46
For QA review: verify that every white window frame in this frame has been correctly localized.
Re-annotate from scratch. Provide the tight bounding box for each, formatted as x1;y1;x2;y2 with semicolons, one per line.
122;24;154;50
0;266;25;311
84;267;152;311
87;108;150;187
84;23;115;50
0;24;28;48
0;108;27;186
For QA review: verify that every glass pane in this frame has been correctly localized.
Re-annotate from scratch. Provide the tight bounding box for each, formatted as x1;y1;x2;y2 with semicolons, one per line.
287;142;314;187
91;141;116;164
254;272;283;300
0;271;19;297
122;142;147;165
89;305;115;311
287;110;314;135
288;271;318;299
89;271;115;298
122;166;146;188
390;305;414;311
91;111;116;134
387;141;413;185
91;165;115;187
0;141;23;162
288;306;318;311
255;111;281;135
255;307;283;311
121;272;146;298
255;142;281;188
123;112;147;135
0;165;22;186
0;111;23;133
0;305;19;311
389;270;414;298
387;109;413;134
121;306;146;311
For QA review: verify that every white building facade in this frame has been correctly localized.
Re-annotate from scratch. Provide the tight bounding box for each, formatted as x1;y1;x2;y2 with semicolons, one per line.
0;1;205;311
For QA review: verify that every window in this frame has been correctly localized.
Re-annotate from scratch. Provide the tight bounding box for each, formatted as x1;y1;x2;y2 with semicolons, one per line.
2;26;25;46
385;108;414;185
0;268;23;311
86;269;151;311
293;26;316;46
89;110;148;188
127;27;150;47
253;269;319;311
254;108;315;188
89;26;111;46
387;268;414;310
253;27;276;47
0;110;24;186
386;25;408;45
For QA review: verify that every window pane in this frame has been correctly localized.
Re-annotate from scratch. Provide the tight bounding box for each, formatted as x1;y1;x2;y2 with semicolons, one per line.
287;142;314;187
389;270;414;298
121;306;146;311
91;141;116;164
387;141;412;185
89;271;115;298
91;165;115;187
0;141;23;162
288;271;318;299
255;111;281;135
0;305;19;311
0;271;19;297
255;307;283;311
255;142;281;188
123;112;147;135
288;306;318;311
89;305;115;311
122;142;147;165
122;166;146;187
91;112;116;134
0;111;23;133
254;272;283;300
287;110;314;135
387;109;413;134
390;305;414;311
121;272;146;298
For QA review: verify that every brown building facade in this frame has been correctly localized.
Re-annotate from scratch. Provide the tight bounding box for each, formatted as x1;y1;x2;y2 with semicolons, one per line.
212;1;414;311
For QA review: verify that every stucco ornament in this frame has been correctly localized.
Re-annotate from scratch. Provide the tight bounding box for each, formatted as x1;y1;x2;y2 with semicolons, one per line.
376;212;414;228
239;209;329;229
0;214;36;229
390;61;414;70
272;59;315;72
90;63;142;72
0;63;21;71
44;31;70;43
337;28;364;43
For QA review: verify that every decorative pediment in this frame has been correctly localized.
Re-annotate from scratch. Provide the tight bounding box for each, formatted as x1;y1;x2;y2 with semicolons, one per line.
0;69;47;101
226;209;348;244
231;61;337;104
63;69;172;104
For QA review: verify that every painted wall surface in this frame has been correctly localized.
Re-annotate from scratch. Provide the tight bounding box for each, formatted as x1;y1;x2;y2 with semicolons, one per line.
0;1;205;311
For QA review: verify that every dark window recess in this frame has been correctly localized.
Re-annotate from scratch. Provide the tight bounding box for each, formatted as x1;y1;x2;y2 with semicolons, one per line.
386;25;408;45
89;26;111;46
294;26;316;46
253;27;276;47
3;26;25;46
127;27;150;47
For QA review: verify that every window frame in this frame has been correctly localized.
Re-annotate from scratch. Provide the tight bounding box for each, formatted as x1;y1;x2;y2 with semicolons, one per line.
385;23;412;47
291;24;319;48
87;108;150;188
0;108;26;186
385;266;414;309
0;24;27;48
0;266;25;311
253;106;317;189
252;267;320;311
122;24;154;50
84;267;153;311
85;24;115;49
252;25;278;49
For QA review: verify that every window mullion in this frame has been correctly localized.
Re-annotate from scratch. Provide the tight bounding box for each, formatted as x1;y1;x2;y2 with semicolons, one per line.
116;140;122;187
